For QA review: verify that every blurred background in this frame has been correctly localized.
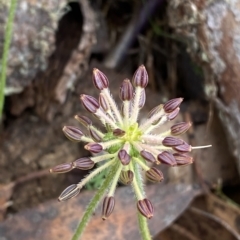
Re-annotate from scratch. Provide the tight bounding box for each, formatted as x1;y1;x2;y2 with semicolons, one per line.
0;0;240;239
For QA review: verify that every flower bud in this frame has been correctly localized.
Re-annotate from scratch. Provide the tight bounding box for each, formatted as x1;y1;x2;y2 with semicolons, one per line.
119;170;134;185
132;65;148;88
140;150;156;163
119;79;134;101
113;128;126;137
50;162;73;174
58;184;80;201
89;128;102;142
162;137;184;147
75;115;92;128
137;198;153;219
99;93;109;111
146;167;164;182
158;151;177;166
173;142;192;153
73;157;95;170
171;122;192;135
93;68;109;90
163;98;183;113
80;94;100;113
167;107;180;120
84;143;103;153
138;89;146;108
118;149;131;165
173;153;193;165
102;196;115;220
62;126;84;142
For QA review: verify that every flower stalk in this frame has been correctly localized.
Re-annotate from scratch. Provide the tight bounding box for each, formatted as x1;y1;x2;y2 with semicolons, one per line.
71;163;119;240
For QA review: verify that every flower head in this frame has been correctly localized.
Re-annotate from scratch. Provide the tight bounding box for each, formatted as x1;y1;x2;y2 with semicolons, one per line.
50;65;211;220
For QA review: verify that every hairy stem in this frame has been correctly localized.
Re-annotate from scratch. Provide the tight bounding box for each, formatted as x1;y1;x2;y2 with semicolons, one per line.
137;212;152;240
131;162;144;200
131;87;142;123
133;161;152;240
102;89;123;126
0;0;18;121
77;160;114;189
72;163;119;240
108;163;122;196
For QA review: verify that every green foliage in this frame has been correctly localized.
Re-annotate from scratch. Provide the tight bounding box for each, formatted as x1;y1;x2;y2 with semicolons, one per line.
0;0;18;121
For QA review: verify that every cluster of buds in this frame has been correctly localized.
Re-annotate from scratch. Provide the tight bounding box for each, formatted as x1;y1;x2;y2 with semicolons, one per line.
50;65;211;220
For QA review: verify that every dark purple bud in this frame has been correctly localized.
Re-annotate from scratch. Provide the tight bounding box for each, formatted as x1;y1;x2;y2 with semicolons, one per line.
138;89;146;108
93;68;109;90
173;153;193;165
140;150;156;163
132;65;148;88
147;105;162;118
80;94;100;113
84;143;103;153
62;126;84;142
146;167;164;183
162;137;184;147
163;98;183;113
75;115;92;127
118;149;131;165
99;93;109;111
167;107;180;120
102;196;115;220
173;142;192;153
119;170;134;185
113;128;126;137
137;198;154;219
158;151;177;166
171;122;192;136
58;184;80;201
89;128;102;142
73;157;95;170
50;162;73;174
119;79;134;101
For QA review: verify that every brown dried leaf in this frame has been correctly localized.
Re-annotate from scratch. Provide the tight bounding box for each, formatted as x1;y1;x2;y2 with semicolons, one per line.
158;206;239;240
206;193;240;235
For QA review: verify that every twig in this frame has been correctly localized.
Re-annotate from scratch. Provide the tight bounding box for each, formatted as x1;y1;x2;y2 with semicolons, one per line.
190;207;240;239
104;0;165;69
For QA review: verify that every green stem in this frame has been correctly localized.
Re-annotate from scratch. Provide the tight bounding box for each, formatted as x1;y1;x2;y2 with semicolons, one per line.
131;87;142;124
133;157;150;171
77;159;115;189
72;162;119;240
133;161;152;240
131;162;144;200
137;212;152;240
108;163;122;196
0;0;18;121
